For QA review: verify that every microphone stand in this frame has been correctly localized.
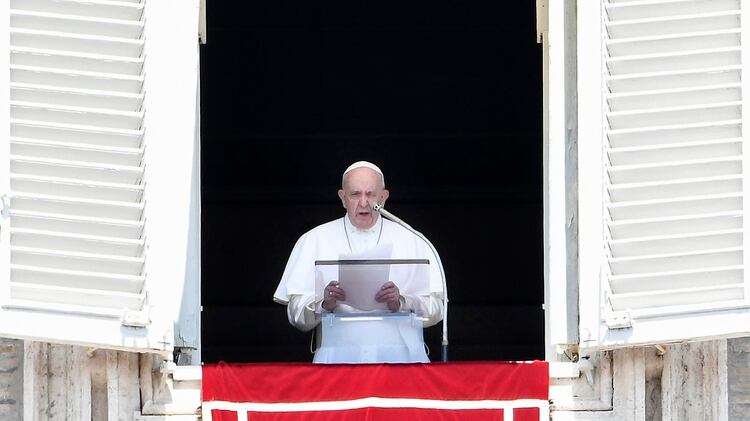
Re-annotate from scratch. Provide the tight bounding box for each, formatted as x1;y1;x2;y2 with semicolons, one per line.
372;203;449;362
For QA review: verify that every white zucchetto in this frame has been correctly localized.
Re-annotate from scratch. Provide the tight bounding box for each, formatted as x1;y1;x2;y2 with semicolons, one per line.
342;161;384;185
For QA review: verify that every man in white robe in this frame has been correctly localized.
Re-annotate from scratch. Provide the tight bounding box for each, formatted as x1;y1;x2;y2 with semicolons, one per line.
273;161;444;361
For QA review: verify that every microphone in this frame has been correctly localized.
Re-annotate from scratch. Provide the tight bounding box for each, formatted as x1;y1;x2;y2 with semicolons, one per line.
371;202;449;362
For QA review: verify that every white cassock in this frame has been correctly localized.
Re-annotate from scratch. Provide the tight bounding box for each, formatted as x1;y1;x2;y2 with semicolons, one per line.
273;215;444;359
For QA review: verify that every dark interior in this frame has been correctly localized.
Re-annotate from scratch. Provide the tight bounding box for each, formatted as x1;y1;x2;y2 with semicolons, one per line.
200;1;543;362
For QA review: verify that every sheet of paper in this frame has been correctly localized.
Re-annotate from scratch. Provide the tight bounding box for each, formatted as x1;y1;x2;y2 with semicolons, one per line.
337;244;393;311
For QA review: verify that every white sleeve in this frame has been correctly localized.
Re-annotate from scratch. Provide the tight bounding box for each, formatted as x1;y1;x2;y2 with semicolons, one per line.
401;292;444;327
287;294;321;332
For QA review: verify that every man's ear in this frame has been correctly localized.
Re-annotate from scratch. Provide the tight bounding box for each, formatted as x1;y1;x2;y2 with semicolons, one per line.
337;189;346;208
380;189;390;206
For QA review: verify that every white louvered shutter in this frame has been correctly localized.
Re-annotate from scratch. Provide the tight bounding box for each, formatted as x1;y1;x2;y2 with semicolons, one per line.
580;0;750;350
0;0;200;353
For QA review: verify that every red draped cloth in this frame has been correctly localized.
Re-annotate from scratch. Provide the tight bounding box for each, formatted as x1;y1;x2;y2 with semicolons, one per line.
202;361;549;421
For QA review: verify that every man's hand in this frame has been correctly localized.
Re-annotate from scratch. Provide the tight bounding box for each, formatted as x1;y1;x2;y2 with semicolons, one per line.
375;281;401;312
322;281;345;311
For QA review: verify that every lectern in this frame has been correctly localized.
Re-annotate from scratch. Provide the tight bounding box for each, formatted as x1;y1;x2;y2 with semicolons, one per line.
314;312;428;363
314;258;431;364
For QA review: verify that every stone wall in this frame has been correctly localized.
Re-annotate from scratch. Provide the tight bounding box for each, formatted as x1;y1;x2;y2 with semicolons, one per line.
0;338;22;420
1;337;746;420
728;337;750;421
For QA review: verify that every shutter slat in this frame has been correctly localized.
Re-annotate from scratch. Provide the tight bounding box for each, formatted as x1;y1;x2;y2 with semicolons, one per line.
608;138;741;165
607;156;741;184
608;229;742;257
11;66;142;93
11;120;144;148
607;101;740;129
11;0;145;21
608;175;741;202
606;10;740;38
11;9;144;39
11;155;143;184
11;138;143;166
12;85;142;111
605;0;739;21
609;247;742;275
607;48;740;75
2;300;122;318
609;211;742;239
11;48;143;76
10;210;144;239
608;120;741;147
608;193;742;220
11;102;142;129
611;265;743;293
11;29;143;57
11;82;143;100
11;228;143;256
607;29;740;57
10;64;143;82
11;194;144;221
11;246;144;275
11;282;144;309
11;264;144;293
607;83;740;111
607;65;741;92
610;284;743;310
11;175;143;202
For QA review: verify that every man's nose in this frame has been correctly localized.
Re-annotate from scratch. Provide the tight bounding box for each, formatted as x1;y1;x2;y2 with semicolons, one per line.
358;196;369;207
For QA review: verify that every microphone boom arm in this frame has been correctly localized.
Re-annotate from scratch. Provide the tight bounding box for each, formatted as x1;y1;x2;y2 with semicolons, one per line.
372;202;449;361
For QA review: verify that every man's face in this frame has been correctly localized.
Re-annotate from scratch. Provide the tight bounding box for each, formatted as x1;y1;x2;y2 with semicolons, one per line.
338;168;390;229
